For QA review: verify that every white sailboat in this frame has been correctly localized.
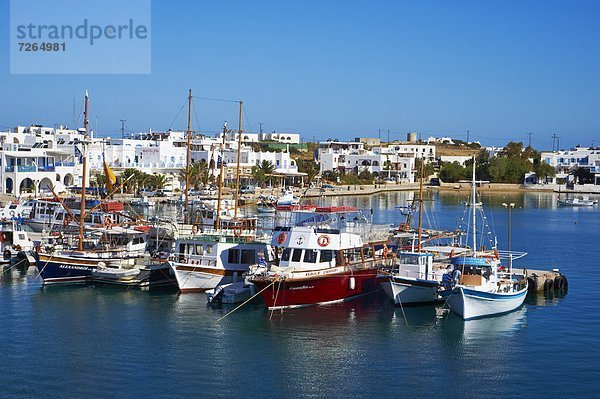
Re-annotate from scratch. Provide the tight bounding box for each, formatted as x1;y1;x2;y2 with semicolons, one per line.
440;157;528;320
380;162;450;305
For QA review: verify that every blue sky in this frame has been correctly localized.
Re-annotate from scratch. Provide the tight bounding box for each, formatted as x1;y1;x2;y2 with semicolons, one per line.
1;0;599;150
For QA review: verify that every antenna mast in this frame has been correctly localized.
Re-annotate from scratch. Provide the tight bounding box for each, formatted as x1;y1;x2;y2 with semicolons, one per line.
78;90;89;251
233;101;243;218
184;89;192;224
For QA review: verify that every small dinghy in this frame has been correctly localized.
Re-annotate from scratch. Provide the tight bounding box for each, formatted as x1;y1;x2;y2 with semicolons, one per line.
206;282;256;304
91;267;140;281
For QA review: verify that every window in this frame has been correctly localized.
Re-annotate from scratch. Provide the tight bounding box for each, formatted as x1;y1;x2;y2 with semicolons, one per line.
304;249;318;263
281;248;291;261
241;249;255;264
320;250;333;262
206;245;213;254
196;244;203;255
291;249;303;262
228;249;240;264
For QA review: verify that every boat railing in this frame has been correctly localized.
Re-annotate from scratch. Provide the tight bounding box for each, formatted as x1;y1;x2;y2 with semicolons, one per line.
495;249;528;261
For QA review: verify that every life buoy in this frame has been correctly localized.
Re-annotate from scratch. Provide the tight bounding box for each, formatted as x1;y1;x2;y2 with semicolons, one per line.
276;232;287;245
383;244;390;258
317;235;330;247
63;217;70;227
233;226;242;237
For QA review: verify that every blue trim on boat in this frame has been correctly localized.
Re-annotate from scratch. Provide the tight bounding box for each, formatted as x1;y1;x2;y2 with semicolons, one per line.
460;287;527;300
451;257;493;267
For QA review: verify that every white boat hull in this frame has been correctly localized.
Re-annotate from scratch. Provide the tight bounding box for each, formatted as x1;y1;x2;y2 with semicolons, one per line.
169;262;244;292
381;277;439;304
446;286;527;320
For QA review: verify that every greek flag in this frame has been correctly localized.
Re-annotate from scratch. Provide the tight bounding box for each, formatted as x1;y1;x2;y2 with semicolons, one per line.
217;155;227;168
258;256;267;266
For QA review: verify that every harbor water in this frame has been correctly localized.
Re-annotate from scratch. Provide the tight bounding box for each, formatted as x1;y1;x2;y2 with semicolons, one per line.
1;190;598;398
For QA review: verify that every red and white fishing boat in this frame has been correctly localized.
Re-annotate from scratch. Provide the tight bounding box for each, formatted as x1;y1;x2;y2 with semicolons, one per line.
248;206;392;309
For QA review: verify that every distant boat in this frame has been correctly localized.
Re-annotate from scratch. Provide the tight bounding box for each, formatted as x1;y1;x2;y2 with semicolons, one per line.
557;198;596;207
276;189;299;206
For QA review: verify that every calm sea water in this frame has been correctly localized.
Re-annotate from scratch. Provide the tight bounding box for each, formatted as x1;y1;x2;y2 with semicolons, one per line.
1;190;599;398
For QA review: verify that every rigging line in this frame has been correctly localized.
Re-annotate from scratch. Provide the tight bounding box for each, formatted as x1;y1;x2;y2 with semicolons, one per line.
193;96;239;104
243;107;253;134
167;98;188;131
192;100;202;136
75;100;84;129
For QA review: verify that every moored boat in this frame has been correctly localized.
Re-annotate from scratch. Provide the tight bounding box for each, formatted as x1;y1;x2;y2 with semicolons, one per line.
247;207;391;309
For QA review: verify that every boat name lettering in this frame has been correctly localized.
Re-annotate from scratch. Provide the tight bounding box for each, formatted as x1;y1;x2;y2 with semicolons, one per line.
59;264;91;271
289;285;314;291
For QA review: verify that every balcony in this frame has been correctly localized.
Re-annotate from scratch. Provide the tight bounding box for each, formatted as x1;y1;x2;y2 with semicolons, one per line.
4;165;38;172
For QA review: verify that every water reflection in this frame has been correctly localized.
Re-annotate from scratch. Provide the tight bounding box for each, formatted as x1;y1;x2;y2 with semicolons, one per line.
441;306;528;341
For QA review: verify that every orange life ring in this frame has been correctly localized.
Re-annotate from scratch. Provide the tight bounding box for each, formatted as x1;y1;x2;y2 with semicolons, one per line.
276;232;287;245
383;244;390;258
317;235;330;247
233;226;242;237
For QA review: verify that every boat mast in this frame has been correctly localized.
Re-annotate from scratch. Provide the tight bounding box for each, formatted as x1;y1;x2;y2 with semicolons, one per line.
78;90;89;251
184;89;192;224
417;160;424;253
233;101;243;218
215;122;227;229
471;155;477;253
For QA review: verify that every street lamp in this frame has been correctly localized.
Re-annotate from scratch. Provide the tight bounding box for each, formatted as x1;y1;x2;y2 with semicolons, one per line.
502;202;515;272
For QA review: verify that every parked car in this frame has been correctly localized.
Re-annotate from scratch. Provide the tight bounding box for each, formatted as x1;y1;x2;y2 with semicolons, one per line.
321;184;336;191
239;185;255;194
188;189;202;196
200;187;217;196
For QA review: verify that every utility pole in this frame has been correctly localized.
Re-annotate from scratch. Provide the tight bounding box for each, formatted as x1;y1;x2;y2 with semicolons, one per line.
527;132;533;148
387;129;390;144
258;122;263;135
466;130;470;143
378;129;381;141
120;119;126;140
552;133;558;152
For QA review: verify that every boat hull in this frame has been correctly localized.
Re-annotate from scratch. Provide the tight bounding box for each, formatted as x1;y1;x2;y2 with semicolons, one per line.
380;276;439;305
35;253;102;284
169;262;246;292
444;286;527;320
251;268;379;309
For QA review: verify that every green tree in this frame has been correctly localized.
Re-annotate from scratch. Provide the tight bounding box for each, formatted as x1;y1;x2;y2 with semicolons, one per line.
297;159;320;184
146;173;172;190
439;162;469;183
251;160;276;188
573;167;593;184
121;168;144;194
415;158;435;178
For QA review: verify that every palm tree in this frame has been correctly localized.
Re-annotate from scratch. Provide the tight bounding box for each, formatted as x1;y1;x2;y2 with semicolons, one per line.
121;168;142;194
146;173;172;190
251;160;276;188
179;161;210;191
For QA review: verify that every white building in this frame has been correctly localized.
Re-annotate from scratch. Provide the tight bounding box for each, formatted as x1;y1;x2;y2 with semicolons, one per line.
0;125;86;196
259;132;300;144
317;141;416;183
540;146;600;185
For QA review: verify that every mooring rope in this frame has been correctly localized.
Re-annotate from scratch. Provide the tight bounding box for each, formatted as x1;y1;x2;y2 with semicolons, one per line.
216;280;276;323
